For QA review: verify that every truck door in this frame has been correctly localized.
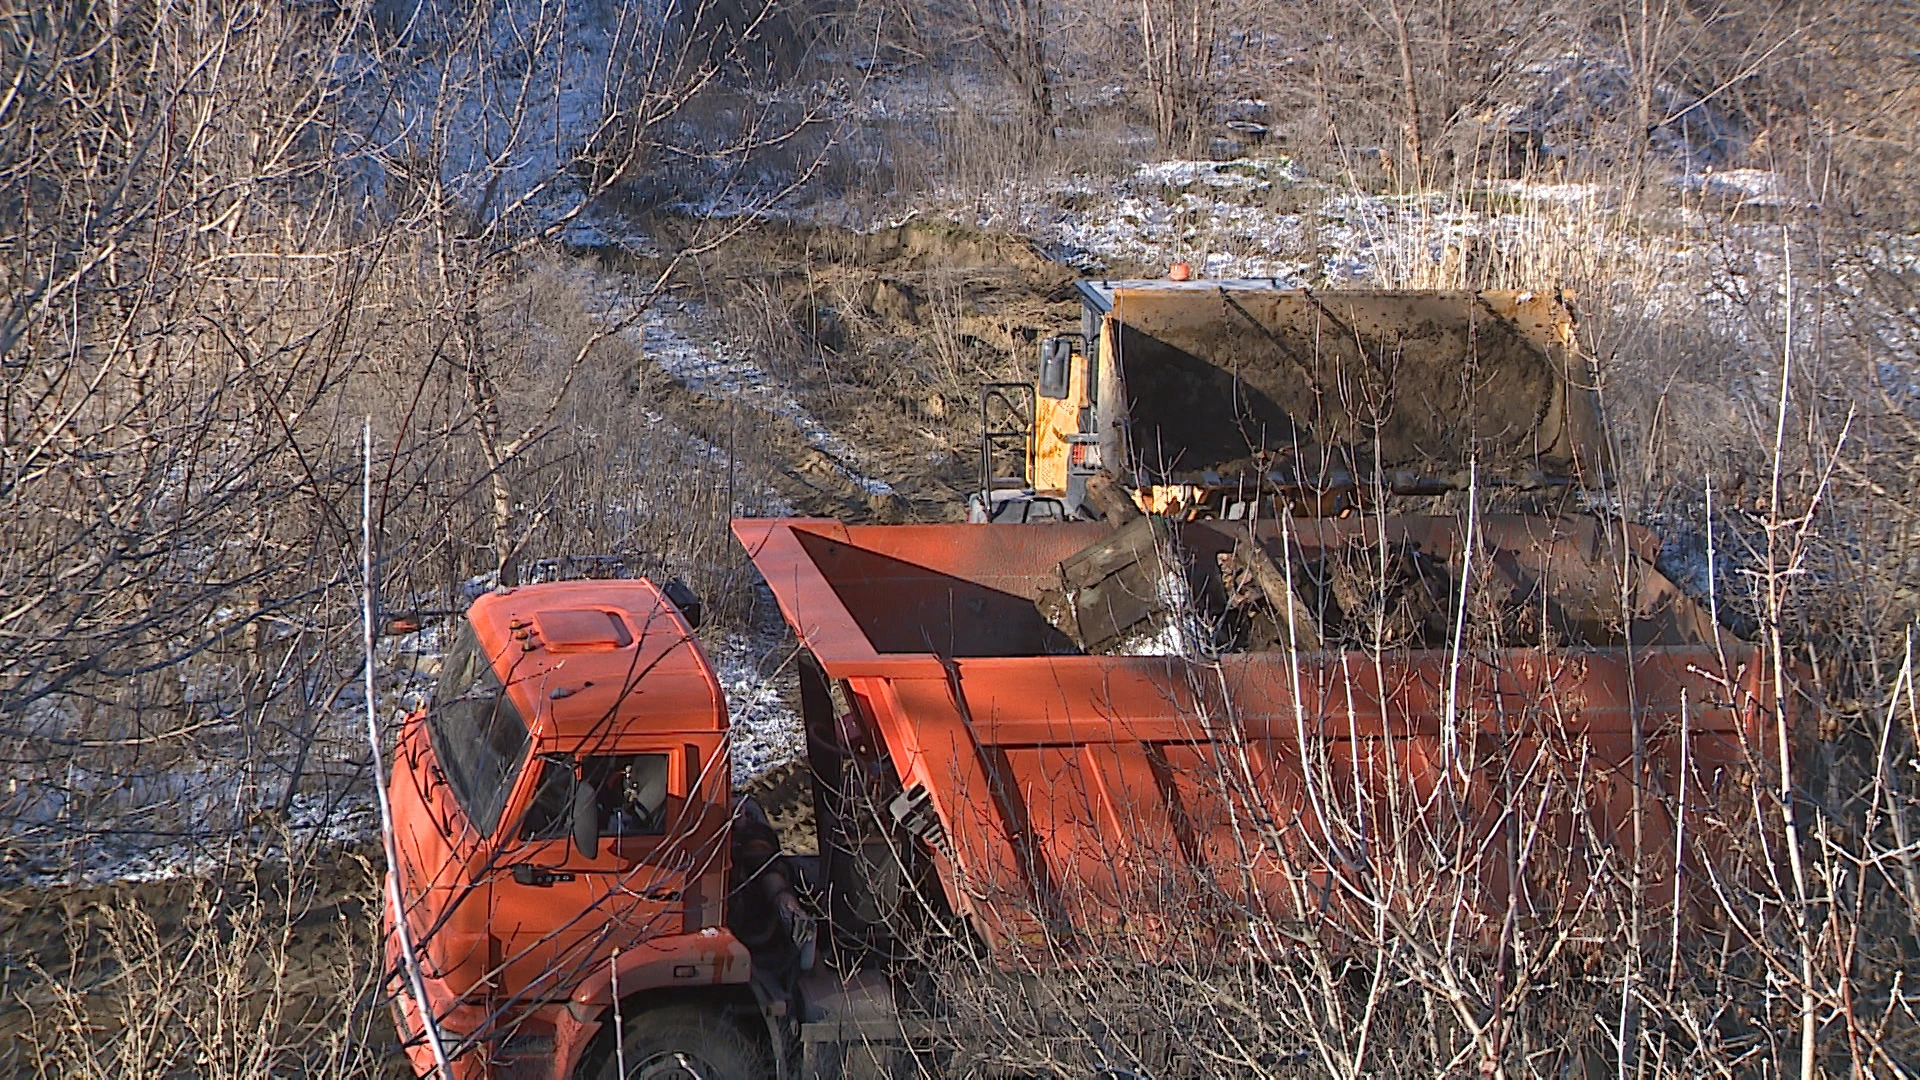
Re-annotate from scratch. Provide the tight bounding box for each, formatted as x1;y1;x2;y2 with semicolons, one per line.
1029;334;1093;500
488;743;724;1004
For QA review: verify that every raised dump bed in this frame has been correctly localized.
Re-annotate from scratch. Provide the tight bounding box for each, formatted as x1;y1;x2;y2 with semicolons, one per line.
738;516;1773;955
998;284;1607;522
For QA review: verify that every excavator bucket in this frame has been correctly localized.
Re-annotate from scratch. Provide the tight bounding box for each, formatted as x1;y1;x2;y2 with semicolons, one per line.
1084;286;1605;490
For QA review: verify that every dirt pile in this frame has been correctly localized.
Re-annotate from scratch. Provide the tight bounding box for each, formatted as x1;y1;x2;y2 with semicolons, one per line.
625;218;1080;521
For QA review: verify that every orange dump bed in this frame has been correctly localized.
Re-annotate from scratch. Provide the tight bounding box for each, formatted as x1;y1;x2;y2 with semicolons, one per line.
736;517;1772;954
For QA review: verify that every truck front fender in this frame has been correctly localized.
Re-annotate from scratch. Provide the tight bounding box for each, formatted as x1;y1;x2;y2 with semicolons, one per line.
556;932;761;1080
565;929;752;1014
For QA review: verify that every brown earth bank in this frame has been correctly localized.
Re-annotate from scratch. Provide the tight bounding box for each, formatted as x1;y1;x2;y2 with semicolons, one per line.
0;846;409;1078
608;217;1082;521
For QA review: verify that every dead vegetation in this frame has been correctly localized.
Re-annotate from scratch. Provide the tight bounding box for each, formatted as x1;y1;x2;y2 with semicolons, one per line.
660;219;1079;514
1;847;395;1078
0;0;1916;1074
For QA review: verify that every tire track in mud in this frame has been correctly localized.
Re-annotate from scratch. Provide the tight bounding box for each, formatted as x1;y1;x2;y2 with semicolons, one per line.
621;298;919;521
589;217;1081;525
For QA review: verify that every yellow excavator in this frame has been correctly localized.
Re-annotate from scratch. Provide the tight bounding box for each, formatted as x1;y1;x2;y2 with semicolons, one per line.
969;279;1605;522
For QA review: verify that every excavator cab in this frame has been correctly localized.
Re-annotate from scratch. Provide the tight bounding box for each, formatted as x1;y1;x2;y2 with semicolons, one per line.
972;281;1606;522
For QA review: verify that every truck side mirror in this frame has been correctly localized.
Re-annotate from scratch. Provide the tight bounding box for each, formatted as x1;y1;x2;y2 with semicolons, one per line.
662;579;702;630
1037;337;1071;399
572;779;600;860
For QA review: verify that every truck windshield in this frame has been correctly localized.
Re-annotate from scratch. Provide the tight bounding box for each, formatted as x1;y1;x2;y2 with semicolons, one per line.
429;621;529;838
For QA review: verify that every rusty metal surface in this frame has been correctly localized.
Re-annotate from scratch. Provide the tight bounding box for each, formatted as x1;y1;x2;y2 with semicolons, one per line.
738;517;1771;956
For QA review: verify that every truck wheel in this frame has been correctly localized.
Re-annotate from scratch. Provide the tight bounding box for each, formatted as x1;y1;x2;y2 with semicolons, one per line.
597;1005;771;1080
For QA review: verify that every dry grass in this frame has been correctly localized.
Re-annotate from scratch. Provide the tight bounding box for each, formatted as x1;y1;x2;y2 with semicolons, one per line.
9;847;393;1080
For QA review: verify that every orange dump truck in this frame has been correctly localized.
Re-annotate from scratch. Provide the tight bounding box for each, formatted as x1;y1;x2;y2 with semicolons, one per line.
384;515;1774;1079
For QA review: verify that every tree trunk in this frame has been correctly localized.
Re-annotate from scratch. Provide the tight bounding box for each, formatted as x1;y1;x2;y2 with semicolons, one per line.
1386;0;1426;184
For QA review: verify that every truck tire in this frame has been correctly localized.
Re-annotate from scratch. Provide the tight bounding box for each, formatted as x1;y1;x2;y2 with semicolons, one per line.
595;1005;771;1080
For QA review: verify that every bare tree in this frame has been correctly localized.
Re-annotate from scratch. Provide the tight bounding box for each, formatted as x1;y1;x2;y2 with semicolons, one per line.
922;0;1058;149
0;0;829;875
1137;0;1219;153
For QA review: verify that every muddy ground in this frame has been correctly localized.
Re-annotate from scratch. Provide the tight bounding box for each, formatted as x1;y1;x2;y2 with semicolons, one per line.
0;218;1076;1077
0;847;407;1077
625;218;1081;521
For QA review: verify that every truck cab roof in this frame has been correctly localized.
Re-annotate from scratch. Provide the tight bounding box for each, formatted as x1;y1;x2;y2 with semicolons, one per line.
467;579;724;746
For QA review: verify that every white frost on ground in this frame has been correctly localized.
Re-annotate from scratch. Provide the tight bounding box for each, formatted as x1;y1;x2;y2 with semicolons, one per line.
14;579;803;886
909;152;1816;356
1483;180;1612;205
1014;157;1321;279
705;623;806;785
69;786;383;887
939;155;1641;287
351;0;630;238
1677;168;1791;207
1131;157;1304;191
630;298;897;496
559;206;665;256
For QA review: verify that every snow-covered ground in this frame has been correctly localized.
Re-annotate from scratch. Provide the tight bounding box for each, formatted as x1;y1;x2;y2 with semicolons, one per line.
1034;159;1319;280
351;0;621;236
707;614;806;785
1675;167;1792;208
609;291;898;497
939;153;1798;301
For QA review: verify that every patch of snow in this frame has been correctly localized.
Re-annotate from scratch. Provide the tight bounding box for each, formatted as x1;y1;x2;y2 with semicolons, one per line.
1484;180;1610;205
708;630;805;784
558;207;664;257
1132;156;1300;191
10;750;386;887
1038;191;1316;279
344;0;661;240
627;300;897;496
1679;168;1791;207
1100;571;1207;658
699;587;804;784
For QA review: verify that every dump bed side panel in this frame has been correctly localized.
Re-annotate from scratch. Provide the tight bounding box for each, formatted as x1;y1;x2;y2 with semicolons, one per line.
869;651;1760;946
737;519;1768;956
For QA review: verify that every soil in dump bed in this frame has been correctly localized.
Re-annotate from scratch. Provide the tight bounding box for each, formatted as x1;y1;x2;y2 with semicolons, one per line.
741;759;817;857
1044;515;1714;656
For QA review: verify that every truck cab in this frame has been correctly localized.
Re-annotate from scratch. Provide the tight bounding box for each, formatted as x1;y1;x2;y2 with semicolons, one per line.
382;579;777;1080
